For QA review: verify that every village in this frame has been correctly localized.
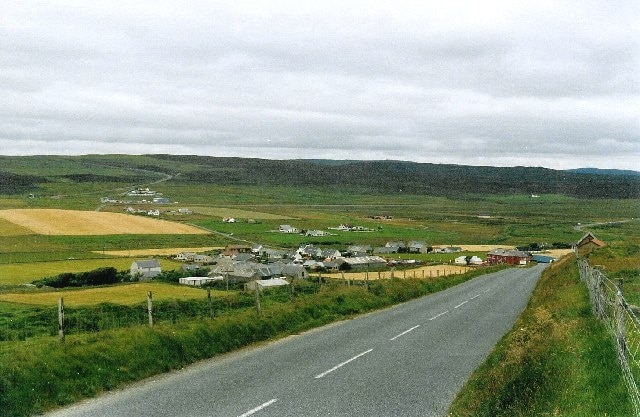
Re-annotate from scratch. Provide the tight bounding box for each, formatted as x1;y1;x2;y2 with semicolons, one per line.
126;229;595;291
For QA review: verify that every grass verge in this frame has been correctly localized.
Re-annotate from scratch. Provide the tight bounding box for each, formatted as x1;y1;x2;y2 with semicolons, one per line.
447;255;632;416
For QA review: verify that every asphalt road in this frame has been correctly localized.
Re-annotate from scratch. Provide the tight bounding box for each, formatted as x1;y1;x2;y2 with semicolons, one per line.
44;264;545;417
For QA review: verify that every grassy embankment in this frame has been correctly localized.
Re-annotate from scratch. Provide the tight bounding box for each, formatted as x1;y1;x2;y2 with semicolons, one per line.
0;267;500;417
448;254;632;416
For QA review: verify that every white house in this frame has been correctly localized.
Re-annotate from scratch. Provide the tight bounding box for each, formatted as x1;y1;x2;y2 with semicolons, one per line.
130;259;162;280
279;225;299;234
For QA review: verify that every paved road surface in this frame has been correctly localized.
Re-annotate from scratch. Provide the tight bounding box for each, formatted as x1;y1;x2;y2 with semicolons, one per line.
45;264;545;417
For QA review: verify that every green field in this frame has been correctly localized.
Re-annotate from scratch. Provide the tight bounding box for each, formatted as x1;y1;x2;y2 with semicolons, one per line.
0;154;638;417
0;258;183;285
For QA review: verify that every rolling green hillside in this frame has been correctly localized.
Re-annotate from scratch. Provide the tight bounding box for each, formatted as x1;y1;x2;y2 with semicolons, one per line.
1;155;639;198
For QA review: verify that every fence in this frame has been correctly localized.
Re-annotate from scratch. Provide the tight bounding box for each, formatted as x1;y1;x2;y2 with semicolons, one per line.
577;257;640;416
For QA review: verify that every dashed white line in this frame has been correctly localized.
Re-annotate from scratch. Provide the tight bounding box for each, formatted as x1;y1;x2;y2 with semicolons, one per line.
429;311;449;320
314;349;374;379
470;294;481;300
237;399;278;417
454;300;468;309
390;325;421;341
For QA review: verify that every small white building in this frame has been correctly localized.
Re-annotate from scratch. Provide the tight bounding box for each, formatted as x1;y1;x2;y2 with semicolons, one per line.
179;276;223;286
279;225;299;234
245;277;290;291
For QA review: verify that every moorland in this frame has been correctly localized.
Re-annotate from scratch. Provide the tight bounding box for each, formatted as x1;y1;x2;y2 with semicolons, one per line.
0;154;638;416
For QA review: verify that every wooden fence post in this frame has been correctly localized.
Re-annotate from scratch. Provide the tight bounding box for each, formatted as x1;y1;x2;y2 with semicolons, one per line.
58;297;65;342
254;286;261;317
616;279;627;358
207;288;213;318
147;291;153;327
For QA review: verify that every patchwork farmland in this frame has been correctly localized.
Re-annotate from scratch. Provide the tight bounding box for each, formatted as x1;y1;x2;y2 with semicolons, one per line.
0;209;210;235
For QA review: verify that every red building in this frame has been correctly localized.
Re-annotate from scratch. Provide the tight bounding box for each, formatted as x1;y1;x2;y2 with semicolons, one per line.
486;249;532;265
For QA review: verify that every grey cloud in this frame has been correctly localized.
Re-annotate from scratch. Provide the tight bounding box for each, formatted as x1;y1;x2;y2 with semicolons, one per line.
0;1;638;170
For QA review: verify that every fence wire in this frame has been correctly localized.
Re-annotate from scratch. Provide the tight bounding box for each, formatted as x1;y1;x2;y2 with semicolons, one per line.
578;258;640;416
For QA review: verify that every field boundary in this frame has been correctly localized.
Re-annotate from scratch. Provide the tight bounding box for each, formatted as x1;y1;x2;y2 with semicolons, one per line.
578;257;640;416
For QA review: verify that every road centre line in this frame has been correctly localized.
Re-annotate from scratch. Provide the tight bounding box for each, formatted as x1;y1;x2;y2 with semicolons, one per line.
237;399;278;417
470;293;481;300
429;311;448;321
390;325;421;341
454;300;469;309
314;349;374;379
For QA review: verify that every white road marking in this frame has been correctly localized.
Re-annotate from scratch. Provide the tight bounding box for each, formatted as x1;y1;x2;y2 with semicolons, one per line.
454;300;468;309
429;311;449;320
237;399;278;417
390;325;421;341
314;349;374;379
470;294;481;300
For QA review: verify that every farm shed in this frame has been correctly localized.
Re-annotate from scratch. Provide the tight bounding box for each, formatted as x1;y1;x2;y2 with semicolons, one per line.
281;264;309;280
576;232;606;255
486;249;532;266
179;276;224;286
532;255;555;263
408;241;430;254
342;256;388;272
130;259;162;280
245;277;290;291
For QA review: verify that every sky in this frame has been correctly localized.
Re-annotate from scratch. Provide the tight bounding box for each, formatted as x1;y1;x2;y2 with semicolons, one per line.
1;1;639;170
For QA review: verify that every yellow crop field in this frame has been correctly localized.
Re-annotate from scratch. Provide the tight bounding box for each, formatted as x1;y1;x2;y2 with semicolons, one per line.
0;217;33;236
0;209;210;235
0;282;223;306
95;246;223;257
323;265;471;281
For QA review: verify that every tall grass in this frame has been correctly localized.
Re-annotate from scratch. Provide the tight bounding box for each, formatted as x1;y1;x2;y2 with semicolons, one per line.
448;255;632;416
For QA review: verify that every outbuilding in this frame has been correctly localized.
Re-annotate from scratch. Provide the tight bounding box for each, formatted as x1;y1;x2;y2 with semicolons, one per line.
245;277;290;291
179;276;224;286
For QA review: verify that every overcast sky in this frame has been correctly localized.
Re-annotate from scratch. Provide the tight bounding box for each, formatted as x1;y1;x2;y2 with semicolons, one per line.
1;1;638;170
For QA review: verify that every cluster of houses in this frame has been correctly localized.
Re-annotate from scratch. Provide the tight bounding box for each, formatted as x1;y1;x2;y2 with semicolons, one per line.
130;233;607;288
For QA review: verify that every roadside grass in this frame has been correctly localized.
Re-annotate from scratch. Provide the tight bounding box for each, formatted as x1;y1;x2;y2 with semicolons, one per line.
1;270;483;417
447;255;632;417
0;258;183;285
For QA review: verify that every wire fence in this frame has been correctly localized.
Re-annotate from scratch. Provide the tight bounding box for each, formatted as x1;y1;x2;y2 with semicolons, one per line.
577;257;640;416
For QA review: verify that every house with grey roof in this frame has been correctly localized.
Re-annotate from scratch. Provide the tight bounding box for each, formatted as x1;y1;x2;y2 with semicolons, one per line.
130;259;161;280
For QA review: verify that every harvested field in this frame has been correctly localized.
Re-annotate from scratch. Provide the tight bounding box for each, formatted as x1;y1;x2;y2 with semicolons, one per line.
323;265;471;281
96;246;223;257
192;206;294;220
0;282;222;306
0;209;210;235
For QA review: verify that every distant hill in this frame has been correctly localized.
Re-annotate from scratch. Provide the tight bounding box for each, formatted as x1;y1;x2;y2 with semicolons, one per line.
568;168;640;177
1;155;639;199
